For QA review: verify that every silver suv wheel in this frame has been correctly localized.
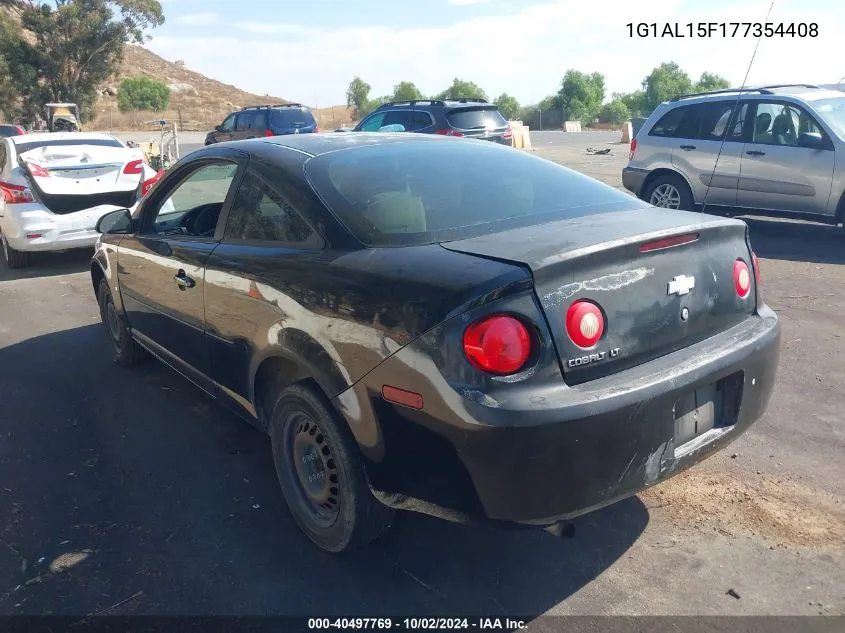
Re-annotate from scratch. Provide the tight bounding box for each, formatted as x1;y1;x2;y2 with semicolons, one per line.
649;183;682;209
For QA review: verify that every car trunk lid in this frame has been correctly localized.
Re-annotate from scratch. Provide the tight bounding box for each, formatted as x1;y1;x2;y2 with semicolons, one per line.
446;105;511;145
441;208;758;384
17;144;143;214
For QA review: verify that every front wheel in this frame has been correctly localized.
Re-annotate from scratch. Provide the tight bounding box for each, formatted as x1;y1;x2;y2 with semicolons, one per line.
644;173;693;211
270;384;394;553
97;278;148;366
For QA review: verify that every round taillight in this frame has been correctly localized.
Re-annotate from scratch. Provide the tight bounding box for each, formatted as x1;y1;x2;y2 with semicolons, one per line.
565;300;605;348
734;259;751;298
463;315;531;375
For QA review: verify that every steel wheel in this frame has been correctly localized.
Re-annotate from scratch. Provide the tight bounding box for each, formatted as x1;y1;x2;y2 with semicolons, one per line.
649;183;682;209
284;412;341;527
105;300;123;349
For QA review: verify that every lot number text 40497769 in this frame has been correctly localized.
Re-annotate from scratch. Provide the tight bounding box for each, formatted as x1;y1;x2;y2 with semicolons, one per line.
626;22;818;38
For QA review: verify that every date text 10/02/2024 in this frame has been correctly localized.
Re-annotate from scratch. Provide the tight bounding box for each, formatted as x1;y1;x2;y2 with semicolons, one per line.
626;22;818;38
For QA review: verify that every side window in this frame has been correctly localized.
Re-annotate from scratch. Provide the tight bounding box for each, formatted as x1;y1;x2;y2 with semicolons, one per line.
253;110;268;131
751;102;823;146
220;114;237;132
699;102;737;140
407;111;433;131
0;142;6;170
150;162;238;238
360;112;386;131
649;106;688;137
225;170;318;245
236;111;256;132
382;111;411;130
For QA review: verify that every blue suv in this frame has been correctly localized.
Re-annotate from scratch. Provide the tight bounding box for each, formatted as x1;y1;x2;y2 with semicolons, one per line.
205;104;319;145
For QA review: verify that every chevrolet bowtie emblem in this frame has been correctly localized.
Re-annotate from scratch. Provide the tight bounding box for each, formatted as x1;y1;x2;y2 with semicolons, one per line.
668;275;695;296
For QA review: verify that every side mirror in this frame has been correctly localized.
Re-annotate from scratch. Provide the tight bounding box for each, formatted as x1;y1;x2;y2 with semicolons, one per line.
798;131;826;149
214;125;223;132
96;208;133;235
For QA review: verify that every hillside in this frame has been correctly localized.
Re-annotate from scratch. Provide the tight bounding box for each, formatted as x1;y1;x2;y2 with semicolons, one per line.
92;45;355;132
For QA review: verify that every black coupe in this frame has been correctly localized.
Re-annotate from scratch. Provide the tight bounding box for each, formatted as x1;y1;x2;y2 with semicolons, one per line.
91;133;781;553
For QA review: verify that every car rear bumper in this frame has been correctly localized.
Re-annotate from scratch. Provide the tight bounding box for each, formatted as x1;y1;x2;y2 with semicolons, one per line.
0;204;120;252
622;166;649;197
338;306;780;525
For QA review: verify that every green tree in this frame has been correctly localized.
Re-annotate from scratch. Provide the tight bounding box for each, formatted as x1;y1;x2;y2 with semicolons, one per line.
392;81;423;102
642;62;693;111
613;90;647;117
345;76;371;116
694;71;731;93
598;99;630;125
494;93;520;120
0;0;165;124
117;76;170;112
558;70;605;124
435;78;488;101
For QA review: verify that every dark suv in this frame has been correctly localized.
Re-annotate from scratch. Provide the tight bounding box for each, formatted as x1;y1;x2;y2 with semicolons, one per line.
351;99;513;145
205;104;319;145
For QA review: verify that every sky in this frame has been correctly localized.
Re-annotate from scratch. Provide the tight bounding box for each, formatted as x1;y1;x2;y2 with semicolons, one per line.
147;0;845;108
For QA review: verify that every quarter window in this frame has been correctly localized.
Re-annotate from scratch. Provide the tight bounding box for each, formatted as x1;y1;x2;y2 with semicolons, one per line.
225;170;317;245
408;111;433;131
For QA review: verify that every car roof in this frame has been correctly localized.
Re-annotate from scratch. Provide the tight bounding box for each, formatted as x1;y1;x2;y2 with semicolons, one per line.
665;85;845;107
9;132;121;144
221;132;450;158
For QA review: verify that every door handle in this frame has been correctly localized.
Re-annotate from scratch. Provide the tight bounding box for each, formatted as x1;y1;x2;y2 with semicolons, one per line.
745;150;766;156
174;270;196;290
679;144;696;150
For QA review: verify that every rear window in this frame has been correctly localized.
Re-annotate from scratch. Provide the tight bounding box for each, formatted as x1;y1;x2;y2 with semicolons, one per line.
649;101;738;140
446;106;507;130
270;108;316;127
305;139;645;246
14;138;124;153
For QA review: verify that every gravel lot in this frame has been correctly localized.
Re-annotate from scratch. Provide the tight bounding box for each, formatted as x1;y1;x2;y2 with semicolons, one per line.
0;131;843;621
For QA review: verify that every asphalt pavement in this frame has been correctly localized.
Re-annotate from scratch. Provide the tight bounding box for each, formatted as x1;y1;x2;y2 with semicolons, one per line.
0;134;843;621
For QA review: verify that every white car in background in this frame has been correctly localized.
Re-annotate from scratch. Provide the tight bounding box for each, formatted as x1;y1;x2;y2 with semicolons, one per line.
0;132;164;269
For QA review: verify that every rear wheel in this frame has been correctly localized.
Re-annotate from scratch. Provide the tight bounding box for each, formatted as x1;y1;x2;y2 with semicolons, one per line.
644;173;693;211
1;233;30;269
97;278;148;366
269;383;393;553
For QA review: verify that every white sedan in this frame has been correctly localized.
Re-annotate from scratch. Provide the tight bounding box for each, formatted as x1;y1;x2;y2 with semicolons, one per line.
0;132;164;269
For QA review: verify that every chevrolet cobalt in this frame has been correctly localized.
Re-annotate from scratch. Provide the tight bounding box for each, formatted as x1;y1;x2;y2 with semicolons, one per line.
90;133;781;553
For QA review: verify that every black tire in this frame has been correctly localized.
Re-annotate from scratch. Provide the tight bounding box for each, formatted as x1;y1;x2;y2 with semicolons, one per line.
643;173;694;211
1;233;30;269
97;278;148;367
270;383;394;553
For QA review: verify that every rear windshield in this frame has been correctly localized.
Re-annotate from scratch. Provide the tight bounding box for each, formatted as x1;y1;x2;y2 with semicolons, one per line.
270;108;316;127
305;139;645;246
446;106;507;130
15;138;124;153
